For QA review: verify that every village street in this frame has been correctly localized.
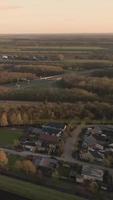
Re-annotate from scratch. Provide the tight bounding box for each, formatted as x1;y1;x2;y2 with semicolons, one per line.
3;145;113;175
3;124;113;176
61;125;82;160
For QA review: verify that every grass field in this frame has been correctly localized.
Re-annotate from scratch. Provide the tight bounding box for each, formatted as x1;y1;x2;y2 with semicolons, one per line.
0;46;105;52
5;79;58;90
0;175;84;200
0;128;23;146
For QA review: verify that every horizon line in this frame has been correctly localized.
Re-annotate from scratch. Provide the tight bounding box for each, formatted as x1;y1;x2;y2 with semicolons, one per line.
0;32;113;35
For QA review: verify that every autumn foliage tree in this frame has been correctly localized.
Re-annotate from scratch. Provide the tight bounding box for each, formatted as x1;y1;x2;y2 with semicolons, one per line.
15;160;37;175
0;149;8;168
0;112;8;127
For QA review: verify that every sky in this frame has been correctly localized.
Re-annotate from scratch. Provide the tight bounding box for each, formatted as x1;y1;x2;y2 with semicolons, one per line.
0;0;113;34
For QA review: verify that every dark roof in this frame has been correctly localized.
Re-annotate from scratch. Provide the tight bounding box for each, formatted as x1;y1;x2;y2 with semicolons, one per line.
39;135;58;144
82;165;104;181
34;157;58;168
45;122;66;130
84;135;96;146
39;158;58;168
89;150;103;159
22;141;36;146
94;134;107;142
27;127;43;135
42;127;61;135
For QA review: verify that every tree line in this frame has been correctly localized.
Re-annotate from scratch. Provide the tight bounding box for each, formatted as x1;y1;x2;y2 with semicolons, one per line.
0;101;113;126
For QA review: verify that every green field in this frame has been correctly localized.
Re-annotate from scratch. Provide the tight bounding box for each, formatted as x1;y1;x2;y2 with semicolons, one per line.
5;79;58;90
0;128;23;146
0;175;84;200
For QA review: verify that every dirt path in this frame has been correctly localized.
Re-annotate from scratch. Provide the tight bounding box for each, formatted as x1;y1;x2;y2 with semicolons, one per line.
61;125;83;160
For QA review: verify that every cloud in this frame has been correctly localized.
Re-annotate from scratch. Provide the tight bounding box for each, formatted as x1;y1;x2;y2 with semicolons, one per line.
0;6;21;10
0;2;21;10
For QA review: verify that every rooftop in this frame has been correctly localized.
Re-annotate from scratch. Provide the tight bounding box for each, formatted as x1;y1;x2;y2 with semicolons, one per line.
83;135;97;146
39;134;59;144
82;165;104;182
45;122;67;130
42;126;62;136
34;157;58;169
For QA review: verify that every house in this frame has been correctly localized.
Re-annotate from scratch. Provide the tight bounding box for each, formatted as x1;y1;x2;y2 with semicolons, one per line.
27;127;43;135
38;135;60;154
42;126;62;137
39;158;58;169
76;175;84;184
109;143;113;148
33;157;59;176
45;122;67;131
80;150;95;162
93;143;104;151
82;165;104;182
2;55;8;59
91;126;102;135
80;147;104;162
93;133;107;144
83;135;97;148
22;142;36;152
39;134;59;145
89;149;104;162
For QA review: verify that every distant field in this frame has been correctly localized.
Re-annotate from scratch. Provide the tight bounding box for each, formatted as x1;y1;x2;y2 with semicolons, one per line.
20;46;105;51
0;128;23;146
5;79;58;90
0;46;104;50
0;175;83;200
62;59;113;64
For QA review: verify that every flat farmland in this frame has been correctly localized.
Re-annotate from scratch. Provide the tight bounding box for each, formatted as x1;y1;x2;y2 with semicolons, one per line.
0;128;23;146
0;34;113;124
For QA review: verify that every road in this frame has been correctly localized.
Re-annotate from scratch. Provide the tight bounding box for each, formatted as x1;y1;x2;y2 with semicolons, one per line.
61;125;82;160
3;147;113;175
1;124;113;175
60;124;113;175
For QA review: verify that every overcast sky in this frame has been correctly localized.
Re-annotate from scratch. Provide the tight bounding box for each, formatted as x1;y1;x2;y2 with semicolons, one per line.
0;0;113;34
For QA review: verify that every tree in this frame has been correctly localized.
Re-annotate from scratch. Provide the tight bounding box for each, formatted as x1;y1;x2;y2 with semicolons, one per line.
104;155;113;167
89;181;99;194
8;111;18;125
15;160;37;175
0;149;8;168
15;160;23;170
16;111;23;125
0;112;8;127
52;169;59;178
8;110;22;125
22;112;29;124
13;139;20;148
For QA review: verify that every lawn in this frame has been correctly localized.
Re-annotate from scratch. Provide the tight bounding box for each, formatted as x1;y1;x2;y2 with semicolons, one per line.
0;128;23;146
0;175;84;200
